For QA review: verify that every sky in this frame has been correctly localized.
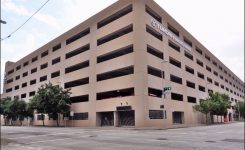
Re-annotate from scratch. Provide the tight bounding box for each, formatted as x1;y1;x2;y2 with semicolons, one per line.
1;0;244;92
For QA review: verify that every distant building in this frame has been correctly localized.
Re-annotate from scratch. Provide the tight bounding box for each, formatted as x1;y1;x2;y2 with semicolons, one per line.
1;0;244;127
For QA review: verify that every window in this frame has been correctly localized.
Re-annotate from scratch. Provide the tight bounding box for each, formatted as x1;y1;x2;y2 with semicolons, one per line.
32;56;38;62
198;85;205;92
212;60;217;66
196;59;203;67
185;66;194;74
30;79;36;85
31;68;37;74
184;51;193;60
97;44;133;63
213;71;218;76
40;63;48;70
148;87;162;98
149;110;163;119
145;5;162;23
147;45;163;59
52;43;61;52
97;87;134;100
7;78;13;84
205;54;211;61
21;93;26;98
148;66;164;78
225;79;228;83
219;66;223;71
66;28;90;45
51;71;60;78
70;95;89;103
41;50;48;58
168;40;180;52
209;88;214;93
6;88;12;93
98;4;133;28
23;61;29;67
220;75;224;80
65;60;89;74
183;37;192;47
195;47;202;55
206;65;211;72
52;57;60;65
15;75;20;80
22;72;28;77
29;91;35;97
97;24;133;46
66;44;90;59
197;72;204;79
97;66;133;81
15;85;19;90
214;81;219;87
170;74;182;84
167;24;179;36
186;81;195;89
7;69;14;75
16;65;21;71
64;77;89;88
220;85;224;89
40;75;47;82
169;57;181;68
187;96;196;103
224;70;227;74
171;93;183;101
146;25;162;41
72;113;88;120
22;82;27;88
207;77;213;83
226;87;229;92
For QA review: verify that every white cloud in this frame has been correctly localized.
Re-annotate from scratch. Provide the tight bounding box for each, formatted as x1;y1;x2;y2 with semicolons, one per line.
1;0;60;28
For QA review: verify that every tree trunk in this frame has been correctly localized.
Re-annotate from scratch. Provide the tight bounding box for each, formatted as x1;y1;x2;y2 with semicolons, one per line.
56;114;59;127
205;114;208;124
42;114;45;126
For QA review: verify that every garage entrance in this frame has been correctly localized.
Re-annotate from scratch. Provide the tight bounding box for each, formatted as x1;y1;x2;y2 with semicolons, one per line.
100;112;114;126
118;110;135;126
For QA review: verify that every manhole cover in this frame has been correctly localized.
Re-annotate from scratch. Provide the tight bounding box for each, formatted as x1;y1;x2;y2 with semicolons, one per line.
157;138;168;140
222;139;244;143
205;140;216;143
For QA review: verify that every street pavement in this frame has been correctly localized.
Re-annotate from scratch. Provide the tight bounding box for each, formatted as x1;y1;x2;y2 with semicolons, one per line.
1;122;244;150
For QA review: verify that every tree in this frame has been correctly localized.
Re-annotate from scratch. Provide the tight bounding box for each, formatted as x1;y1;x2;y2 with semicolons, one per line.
237;101;245;119
193;92;231;124
30;82;71;126
0;97;29;126
193;99;212;124
0;97;12;125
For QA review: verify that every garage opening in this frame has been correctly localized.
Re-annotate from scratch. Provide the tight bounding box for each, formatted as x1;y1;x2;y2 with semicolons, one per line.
118;109;135;127
172;111;184;124
99;112;114;126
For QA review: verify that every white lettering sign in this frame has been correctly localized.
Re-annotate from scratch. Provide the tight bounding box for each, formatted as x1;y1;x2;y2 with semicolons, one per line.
151;18;192;51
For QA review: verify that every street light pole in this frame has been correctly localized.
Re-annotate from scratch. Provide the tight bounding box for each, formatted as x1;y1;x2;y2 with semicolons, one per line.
161;60;168;120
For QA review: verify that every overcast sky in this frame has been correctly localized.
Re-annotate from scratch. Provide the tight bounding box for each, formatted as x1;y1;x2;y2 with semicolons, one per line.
1;0;244;92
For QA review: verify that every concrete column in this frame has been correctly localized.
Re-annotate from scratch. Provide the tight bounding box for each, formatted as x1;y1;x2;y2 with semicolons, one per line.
114;111;118;127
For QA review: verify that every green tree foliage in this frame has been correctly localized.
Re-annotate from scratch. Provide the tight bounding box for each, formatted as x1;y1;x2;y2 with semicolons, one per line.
193;92;231;124
0;97;30;125
29;82;71;126
238;101;245;119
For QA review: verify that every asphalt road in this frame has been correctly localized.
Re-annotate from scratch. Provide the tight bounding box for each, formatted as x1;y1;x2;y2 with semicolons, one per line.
1;122;244;150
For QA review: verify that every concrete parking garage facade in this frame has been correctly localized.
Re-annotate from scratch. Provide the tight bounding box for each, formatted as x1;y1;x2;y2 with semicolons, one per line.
1;0;244;128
